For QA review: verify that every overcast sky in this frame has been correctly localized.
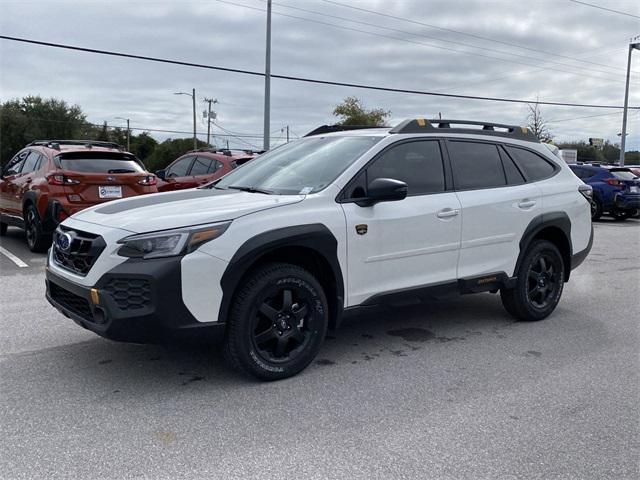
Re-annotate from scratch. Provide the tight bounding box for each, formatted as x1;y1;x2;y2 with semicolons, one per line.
1;0;639;151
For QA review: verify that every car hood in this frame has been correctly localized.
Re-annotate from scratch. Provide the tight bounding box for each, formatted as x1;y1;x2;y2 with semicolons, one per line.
70;188;304;233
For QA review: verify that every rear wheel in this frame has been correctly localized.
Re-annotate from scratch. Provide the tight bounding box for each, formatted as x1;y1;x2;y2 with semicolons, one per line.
590;198;602;221
24;205;51;252
501;240;565;321
224;263;329;380
611;209;631;221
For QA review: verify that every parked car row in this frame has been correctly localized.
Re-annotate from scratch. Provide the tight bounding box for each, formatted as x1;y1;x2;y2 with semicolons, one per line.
0;140;259;251
568;163;640;220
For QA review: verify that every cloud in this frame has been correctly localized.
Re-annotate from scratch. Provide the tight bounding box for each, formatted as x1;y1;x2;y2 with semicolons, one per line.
1;0;638;150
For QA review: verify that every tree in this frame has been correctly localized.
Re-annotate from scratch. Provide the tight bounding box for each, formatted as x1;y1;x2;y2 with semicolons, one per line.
333;97;390;126
0;96;88;165
526;102;554;143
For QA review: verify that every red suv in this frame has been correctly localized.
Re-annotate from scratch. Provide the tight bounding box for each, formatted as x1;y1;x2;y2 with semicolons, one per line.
0;140;157;252
155;149;257;192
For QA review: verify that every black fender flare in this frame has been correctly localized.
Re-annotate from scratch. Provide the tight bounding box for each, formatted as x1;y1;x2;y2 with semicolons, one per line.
515;212;572;282
219;224;345;327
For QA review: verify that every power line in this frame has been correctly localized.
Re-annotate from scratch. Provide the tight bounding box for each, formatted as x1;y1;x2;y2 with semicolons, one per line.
217;0;624;83
1;34;637;110
568;0;640;19
265;0;629;79
320;0;636;72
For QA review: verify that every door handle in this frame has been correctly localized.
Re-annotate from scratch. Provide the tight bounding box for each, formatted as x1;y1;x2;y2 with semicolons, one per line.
437;208;460;219
518;200;536;209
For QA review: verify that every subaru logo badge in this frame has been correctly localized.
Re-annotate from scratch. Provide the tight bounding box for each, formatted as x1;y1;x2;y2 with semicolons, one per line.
107;176;116;182
56;232;72;251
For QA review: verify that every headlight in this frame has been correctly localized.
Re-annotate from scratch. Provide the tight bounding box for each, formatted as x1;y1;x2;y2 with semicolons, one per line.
117;221;231;259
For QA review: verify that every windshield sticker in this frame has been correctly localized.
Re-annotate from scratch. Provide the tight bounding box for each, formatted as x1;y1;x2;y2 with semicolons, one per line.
299;187;313;195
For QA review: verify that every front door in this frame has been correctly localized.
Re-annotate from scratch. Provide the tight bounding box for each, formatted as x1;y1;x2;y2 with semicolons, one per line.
340;139;462;307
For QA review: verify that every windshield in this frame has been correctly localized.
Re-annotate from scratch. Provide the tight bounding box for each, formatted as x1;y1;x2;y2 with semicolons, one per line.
58;152;145;174
215;136;382;194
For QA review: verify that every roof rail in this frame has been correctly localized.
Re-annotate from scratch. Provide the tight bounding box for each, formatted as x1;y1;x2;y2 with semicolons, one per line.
187;147;263;156
27;140;125;150
389;119;540;142
304;124;388;137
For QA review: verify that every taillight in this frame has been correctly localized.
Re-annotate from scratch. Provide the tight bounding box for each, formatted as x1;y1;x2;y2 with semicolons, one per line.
138;175;157;186
604;178;622;186
578;184;593;202
46;174;80;185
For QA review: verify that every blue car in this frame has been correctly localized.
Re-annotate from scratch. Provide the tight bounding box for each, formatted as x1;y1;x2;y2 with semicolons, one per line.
569;164;640;220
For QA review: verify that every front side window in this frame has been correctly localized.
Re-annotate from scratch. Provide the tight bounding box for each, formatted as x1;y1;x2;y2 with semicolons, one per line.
167;156;194;177
58;152;145;174
215;136;382;195
448;141;506;190
4;151;29;175
505;146;556;182
366;140;445;195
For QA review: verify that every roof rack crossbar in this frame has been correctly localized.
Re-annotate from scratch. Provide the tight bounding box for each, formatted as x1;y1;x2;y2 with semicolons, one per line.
389;118;540;142
304;124;388;137
27;140;125;150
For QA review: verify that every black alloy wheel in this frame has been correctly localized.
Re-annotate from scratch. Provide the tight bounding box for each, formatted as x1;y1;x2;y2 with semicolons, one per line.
501;240;565;321
611;209;631;221
590;198;602;221
252;286;315;364
23;205;50;252
526;253;561;309
224;263;328;380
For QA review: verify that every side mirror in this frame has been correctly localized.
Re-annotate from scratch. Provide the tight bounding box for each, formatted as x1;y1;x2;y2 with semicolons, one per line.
357;178;408;207
155;169;166;180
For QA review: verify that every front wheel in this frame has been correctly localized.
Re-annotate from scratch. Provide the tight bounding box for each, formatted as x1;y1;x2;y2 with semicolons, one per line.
501;240;565;321
611;209;631;221
590;198;602;221
224;263;329;380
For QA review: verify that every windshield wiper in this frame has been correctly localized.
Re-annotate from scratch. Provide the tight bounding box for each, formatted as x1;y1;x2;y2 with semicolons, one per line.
227;185;273;194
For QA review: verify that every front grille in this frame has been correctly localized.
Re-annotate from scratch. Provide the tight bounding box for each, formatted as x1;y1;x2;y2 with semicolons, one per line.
104;278;152;310
49;282;92;320
52;226;106;276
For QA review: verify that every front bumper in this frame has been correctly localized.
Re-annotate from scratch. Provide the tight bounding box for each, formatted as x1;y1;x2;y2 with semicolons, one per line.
46;254;225;343
614;193;640;210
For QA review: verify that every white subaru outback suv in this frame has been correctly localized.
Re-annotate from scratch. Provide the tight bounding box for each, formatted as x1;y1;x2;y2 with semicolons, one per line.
46;118;593;380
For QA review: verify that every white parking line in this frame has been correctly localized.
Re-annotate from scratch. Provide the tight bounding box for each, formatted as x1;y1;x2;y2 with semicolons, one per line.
0;245;29;268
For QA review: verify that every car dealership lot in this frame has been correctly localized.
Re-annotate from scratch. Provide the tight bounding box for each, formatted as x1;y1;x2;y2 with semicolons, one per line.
1;220;638;479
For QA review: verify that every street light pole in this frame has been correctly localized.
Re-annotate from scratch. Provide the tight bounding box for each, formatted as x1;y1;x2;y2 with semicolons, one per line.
174;89;197;150
263;0;272;151
115;117;130;151
619;40;639;166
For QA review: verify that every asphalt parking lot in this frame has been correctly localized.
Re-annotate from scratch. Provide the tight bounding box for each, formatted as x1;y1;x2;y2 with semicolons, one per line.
1;219;638;479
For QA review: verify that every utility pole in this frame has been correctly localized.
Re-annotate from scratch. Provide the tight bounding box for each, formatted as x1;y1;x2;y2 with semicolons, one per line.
619;39;640;166
204;97;218;147
263;0;272;151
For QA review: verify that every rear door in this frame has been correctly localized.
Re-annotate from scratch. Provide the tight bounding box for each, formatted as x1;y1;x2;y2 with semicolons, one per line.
447;140;542;279
341;139;462;306
57;151;152;204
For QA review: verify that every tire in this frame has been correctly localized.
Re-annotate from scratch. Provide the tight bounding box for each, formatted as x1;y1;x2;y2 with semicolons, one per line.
0;221;7;236
501;240;565;322
23;205;51;252
611;209;631;221
224;263;329;381
590;198;602;221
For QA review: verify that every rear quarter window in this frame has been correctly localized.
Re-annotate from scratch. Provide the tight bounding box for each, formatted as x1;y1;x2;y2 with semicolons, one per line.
505;146;556;182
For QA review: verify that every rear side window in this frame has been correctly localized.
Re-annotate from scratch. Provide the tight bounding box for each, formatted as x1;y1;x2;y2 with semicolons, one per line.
366;140;445;195
58;152;145;174
21;151;41;173
499;147;525;185
448;141;506;190
505;146;556;181
610;170;637;180
190;157;216;176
